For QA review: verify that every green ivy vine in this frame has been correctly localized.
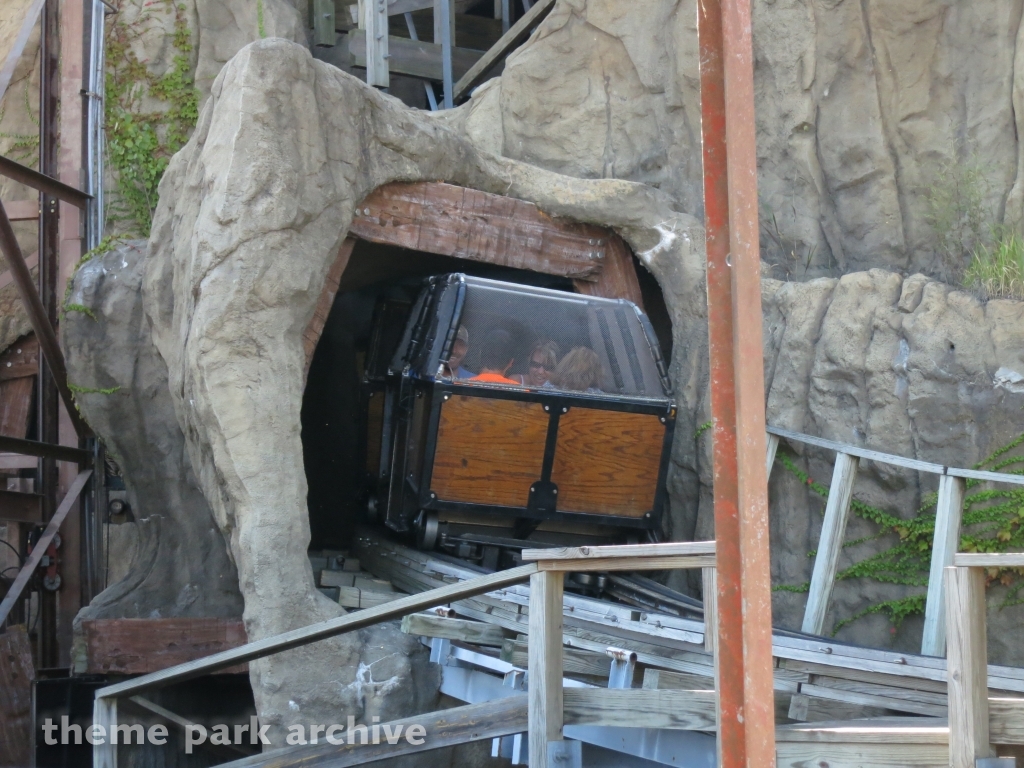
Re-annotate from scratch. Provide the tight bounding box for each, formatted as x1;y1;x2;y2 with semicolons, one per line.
773;433;1024;633
0;81;41;165
105;0;198;237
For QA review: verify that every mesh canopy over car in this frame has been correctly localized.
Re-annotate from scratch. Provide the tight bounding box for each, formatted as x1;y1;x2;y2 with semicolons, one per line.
445;277;670;398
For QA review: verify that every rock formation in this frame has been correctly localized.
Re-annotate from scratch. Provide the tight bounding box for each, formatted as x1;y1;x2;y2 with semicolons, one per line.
28;0;1024;743
456;0;1024;280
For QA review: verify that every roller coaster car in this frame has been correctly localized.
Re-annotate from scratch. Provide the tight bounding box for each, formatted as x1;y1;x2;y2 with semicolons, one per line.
362;274;676;563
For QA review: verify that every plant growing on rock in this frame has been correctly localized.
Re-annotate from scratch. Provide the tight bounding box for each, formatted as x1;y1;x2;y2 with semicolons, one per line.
924;144;992;281
963;229;1024;300
105;0;199;237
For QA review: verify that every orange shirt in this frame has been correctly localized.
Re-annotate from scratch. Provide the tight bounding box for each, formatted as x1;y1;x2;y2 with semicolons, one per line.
468;372;519;385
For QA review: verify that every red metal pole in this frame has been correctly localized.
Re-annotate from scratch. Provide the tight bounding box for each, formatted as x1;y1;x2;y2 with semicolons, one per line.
695;1;746;767
698;0;777;763
720;0;776;763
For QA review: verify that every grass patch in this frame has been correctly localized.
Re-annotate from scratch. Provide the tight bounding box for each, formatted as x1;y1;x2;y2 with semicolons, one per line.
964;230;1024;299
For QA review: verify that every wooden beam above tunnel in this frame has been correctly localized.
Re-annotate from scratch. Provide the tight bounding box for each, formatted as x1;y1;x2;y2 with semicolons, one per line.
348;181;611;281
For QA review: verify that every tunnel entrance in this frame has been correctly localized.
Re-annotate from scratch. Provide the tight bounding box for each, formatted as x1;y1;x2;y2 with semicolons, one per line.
301;239;672;551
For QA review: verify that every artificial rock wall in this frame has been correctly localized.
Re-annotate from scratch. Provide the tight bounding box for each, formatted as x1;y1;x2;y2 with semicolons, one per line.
49;0;1024;741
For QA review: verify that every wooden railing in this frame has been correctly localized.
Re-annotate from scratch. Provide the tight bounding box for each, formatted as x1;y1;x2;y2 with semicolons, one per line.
766;425;1024;657
520;541;718;768
91;563;542;767
946;553;1024;768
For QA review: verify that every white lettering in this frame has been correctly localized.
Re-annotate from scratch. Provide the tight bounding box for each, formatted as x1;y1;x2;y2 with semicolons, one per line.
112;723;144;745
85;724;106;745
326;724;346;745
405;724;426;746
185;724;207;754
42;718;58;745
382;723;403;744
210;724;231;746
61;716;82;745
148;724;168;745
309;724;325;744
286;725;307;745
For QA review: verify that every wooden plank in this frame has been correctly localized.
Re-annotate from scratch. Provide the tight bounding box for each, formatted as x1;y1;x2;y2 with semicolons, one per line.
572;235;644;308
776;741;949;768
348;30;482;81
523;541;716;562
1;200;38;222
642;668;715;691
506;639;612;678
303;238;355;379
0;434;91;464
348;182;607;280
0;334;39;381
430;396;548;507
989;698;1024;745
0;0;45;103
362;0;390;86
216;696;527;768
92;696;117;768
0;453;37;469
549;409;664;518
799;682;945;718
402;612;511;646
529;569;563;768
0;470;91;626
946;565;995;767
81;619;249;675
96;562;539;700
948;467;1024;487
954;553;1024;569
0;625;34;768
452;0;554;101
313;0;336;45
0;489;41;523
536;554;717;572
562;688;717;730
775;718;949;744
921;474;967;656
0;377;34;438
766;425;946;474
801;452;859;635
336;585;399;609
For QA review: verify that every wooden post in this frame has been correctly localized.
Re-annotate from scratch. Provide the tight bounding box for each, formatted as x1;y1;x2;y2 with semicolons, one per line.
363;0;389;87
529;570;563;768
92;696;117;768
765;433;779;478
921;474;967;657
501;0;510;33
945;565;994;768
801;452;859;635
313;0;336;46
434;0;453;107
703;566;718;657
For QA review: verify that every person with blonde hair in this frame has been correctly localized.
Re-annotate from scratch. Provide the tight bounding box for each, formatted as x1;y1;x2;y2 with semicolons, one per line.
548;346;602;393
511;340;559;387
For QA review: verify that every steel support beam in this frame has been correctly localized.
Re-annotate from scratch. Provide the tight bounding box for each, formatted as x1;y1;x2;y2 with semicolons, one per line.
0;155;90;210
0;203;89;439
697;0;776;765
0;434;91;464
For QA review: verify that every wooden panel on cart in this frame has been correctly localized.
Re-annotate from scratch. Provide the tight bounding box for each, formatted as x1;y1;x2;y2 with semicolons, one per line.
365;389;385;475
551;408;664;517
431;395;547;507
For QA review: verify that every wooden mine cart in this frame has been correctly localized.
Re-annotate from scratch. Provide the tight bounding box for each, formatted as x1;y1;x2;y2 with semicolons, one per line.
362;274;676;562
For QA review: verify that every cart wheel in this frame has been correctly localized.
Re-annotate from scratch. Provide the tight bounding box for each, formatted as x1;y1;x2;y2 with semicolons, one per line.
415;511;439;550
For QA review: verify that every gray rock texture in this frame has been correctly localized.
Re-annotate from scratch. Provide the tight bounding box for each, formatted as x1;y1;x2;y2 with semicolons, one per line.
140;37;702;741
63;241;244;628
457;0;1024;279
680;269;1024;657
